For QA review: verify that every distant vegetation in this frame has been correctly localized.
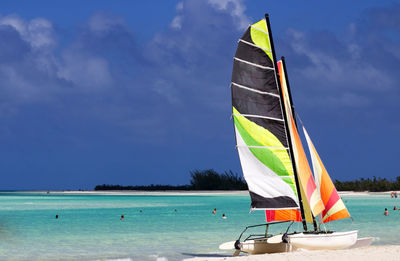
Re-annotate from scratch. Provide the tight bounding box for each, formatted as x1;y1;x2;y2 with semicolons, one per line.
94;184;192;191
334;176;400;192
95;170;400;192
189;169;247;190
94;169;247;191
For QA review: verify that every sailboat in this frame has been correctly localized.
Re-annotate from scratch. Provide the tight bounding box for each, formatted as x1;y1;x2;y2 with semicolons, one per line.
222;13;370;255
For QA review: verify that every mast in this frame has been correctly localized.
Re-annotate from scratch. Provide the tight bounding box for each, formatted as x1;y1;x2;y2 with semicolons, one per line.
264;14;308;231
281;56;318;231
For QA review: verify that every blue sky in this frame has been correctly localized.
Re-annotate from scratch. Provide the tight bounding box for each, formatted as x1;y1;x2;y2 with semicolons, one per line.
0;0;399;190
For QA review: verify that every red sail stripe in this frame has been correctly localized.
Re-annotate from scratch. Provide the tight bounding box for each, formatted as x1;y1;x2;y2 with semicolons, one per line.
265;210;275;221
322;189;341;216
306;175;316;200
265;209;301;222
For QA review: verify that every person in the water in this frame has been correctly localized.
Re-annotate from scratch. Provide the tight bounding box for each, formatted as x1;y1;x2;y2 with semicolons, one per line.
384;208;389;216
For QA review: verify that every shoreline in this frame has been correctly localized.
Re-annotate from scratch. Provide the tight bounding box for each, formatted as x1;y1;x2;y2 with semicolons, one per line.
184;245;400;261
0;190;250;196
0;190;398;196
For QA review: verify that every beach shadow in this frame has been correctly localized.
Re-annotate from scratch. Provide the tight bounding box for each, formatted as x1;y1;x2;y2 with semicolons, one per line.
181;253;233;258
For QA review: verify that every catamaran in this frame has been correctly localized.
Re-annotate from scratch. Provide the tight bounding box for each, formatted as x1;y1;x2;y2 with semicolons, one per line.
221;13;372;255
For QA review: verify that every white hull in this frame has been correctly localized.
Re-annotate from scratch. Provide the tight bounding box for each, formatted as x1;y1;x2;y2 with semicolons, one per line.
288;230;358;250
346;237;373;249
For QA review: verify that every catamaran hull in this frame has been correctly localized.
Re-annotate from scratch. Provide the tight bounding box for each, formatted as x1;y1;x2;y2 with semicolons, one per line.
287;230;358;250
240;238;292;254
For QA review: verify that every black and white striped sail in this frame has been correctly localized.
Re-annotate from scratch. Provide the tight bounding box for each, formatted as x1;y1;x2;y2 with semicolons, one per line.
231;18;299;210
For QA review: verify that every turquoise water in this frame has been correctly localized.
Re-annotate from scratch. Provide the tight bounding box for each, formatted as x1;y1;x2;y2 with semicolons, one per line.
0;193;399;261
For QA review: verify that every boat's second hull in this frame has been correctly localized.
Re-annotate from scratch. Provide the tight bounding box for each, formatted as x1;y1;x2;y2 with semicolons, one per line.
240;238;292;254
287;230;358;250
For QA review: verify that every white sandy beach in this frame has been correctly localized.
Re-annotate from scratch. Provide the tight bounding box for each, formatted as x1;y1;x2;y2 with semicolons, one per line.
184;245;400;261
12;190;399;197
18;190;250;196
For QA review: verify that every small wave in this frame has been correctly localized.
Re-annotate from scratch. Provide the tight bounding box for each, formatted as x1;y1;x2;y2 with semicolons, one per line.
100;257;133;261
148;255;168;261
92;255;168;261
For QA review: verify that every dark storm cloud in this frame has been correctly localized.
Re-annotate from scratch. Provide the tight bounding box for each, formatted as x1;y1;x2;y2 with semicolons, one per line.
0;1;398;143
0;1;399;189
0;1;248;145
277;3;400;111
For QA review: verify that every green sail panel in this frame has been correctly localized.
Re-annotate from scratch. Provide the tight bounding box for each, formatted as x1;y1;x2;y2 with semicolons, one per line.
231;18;299;210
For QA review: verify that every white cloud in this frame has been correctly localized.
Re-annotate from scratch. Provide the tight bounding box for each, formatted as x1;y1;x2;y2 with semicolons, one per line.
87;12;124;34
152;79;181;105
207;0;249;30
170;16;182;30
58;51;113;89
169;0;249;31
286;28;393;94
176;1;184;11
0;15;55;50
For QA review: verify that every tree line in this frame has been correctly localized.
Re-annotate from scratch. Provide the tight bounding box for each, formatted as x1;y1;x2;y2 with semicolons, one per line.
94;169;247;191
94;170;400;192
334;176;400;192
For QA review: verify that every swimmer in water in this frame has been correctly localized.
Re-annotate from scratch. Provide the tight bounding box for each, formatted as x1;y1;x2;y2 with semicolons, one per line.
222;213;227;219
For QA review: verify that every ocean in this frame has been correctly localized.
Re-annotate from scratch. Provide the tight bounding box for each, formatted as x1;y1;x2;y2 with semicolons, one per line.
0;192;398;261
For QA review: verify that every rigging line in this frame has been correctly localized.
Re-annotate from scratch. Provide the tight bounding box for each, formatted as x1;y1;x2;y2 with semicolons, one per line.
250;25;269;36
295;112;305;128
231;82;280;98
236;145;288;150
234;57;274;70
232;113;284;122
238;39;272;53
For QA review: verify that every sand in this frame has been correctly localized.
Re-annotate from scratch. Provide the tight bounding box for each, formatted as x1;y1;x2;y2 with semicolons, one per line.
8;190;398;196
184;245;400;261
12;190;250;196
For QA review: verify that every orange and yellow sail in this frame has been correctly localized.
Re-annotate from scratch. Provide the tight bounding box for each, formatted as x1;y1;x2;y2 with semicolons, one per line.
303;127;351;223
278;60;325;219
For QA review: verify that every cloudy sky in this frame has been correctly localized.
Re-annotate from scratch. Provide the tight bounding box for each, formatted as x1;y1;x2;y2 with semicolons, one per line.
0;0;399;190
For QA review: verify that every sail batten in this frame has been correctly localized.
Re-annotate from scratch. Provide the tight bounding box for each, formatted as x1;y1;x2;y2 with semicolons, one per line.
238;39;272;52
236;145;288;150
250;25;269;35
233;113;284;122
231;82;280;97
233;57;274;70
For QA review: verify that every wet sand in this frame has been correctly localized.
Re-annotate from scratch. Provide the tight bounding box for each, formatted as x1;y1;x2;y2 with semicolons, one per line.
184;245;400;261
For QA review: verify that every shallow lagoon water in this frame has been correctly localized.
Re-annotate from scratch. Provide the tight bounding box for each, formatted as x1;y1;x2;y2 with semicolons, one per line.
0;193;398;260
